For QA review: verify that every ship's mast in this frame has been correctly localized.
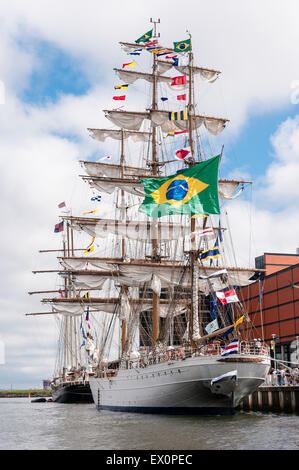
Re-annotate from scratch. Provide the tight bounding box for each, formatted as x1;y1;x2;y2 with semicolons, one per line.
150;18;160;346
120;129;128;353
187;31;201;343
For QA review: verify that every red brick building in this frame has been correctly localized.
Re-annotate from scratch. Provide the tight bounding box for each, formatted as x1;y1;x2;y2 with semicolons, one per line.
239;254;299;364
255;252;299;276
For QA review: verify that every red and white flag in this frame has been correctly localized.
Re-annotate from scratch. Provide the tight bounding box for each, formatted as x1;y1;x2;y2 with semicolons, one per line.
113;95;126;100
171;75;186;86
175;148;190;160
190;229;214;240
177;94;186;100
58;288;65;298
99;156;111;161
216;289;239;305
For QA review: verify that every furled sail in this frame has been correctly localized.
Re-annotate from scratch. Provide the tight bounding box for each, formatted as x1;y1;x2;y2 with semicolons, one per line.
81;161;152;179
69;273;113;290
47;297;187;317
157;60;221;82
81;175;249;200
114;68;174;85
103;109;228;135
87;128;151;143
106;262;259;295
59;257;122;271
104;110;148;131
150;109;229;135
69;217;192;242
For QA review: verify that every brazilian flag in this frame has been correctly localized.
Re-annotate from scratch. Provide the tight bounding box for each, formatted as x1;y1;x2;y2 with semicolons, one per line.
139;155;220;218
173;38;192;52
135;29;153;44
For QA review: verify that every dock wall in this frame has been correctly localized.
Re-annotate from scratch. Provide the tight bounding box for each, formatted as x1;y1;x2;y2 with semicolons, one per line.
239;386;299;412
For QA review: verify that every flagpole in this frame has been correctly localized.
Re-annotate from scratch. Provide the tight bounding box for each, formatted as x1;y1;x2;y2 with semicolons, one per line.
150;18;160;346
186;31;201;344
187;31;195;164
120;128;128;353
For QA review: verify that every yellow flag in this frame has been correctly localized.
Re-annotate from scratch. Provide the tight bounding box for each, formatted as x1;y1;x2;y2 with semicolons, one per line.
84;245;94;255
191;214;208;219
122;61;136;68
234;315;244;329
83;209;98;216
85;236;95;250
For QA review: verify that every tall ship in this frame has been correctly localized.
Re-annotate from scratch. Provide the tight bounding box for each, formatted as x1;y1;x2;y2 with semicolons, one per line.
28;21;270;414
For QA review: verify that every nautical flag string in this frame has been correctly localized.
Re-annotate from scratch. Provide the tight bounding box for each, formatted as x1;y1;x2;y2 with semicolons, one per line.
114;84;129;90
128;48;142;56
122;61;136;68
54;221;64;233
84;245;94;255
218;219;223;242
258;282;265;304
85;306;89;321
91;195;102;202
200;242;220;262
175;148;190;160
58;201;66;208
165;130;189;137
216;288;239;305
171;75;187;86
190;228;214;240
83;209;98;215
168;110;188;121
85;236;95;250
234;315;244;328
113;95;126;101
99;156;111;161
210;296;217;319
58;288;65;298
221;339;239;357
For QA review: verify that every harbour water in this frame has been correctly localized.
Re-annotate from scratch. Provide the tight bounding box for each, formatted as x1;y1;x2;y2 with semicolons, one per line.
0;398;299;450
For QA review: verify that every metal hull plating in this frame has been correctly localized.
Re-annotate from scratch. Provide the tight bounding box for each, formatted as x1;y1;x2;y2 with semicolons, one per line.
52;382;93;403
89;355;270;415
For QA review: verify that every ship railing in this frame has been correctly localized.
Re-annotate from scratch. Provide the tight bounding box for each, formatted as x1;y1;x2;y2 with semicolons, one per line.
119;341;270;370
239;341;269;356
97;370;118;378
134;342;268;367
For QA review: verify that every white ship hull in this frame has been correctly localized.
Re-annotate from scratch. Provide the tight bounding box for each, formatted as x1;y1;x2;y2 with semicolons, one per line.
89;354;270;415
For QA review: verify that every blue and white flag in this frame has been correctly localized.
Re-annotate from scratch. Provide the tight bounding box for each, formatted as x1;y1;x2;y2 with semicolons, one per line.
221;339;239;357
258;282;265;304
91;195;102;202
205;318;219;335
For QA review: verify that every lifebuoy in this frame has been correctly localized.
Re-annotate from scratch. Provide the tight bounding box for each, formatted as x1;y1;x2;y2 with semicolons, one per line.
207;344;216;353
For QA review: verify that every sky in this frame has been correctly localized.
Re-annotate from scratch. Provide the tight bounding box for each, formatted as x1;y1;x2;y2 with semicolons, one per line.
0;0;299;388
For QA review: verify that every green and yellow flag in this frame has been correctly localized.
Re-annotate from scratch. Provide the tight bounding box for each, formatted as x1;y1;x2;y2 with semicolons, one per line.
139;155;220;218
173;38;192;52
135;29;153;44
